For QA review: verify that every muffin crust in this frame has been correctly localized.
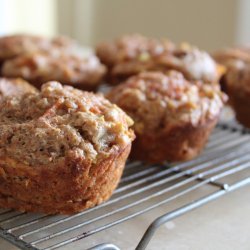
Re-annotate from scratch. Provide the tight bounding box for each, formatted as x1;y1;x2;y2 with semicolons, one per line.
96;34;175;66
107;71;226;162
213;47;250;67
212;47;250;93
96;34;220;84
224;61;250;127
0;77;37;99
2;50;106;90
0;34;74;62
0;82;134;214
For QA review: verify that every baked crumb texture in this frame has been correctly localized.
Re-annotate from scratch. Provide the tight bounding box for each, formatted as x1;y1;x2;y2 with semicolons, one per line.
0;82;134;214
212;47;250;93
0;34;74;62
107;71;227;163
213;47;250;68
2;51;106;90
224;61;250;128
213;47;250;128
0;77;37;100
96;34;221;84
0;34;107;90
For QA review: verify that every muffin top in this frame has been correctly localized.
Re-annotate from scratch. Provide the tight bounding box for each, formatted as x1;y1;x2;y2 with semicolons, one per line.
0;82;134;166
225;60;250;93
96;34;175;66
96;34;220;82
0;77;37;99
107;71;226;133
112;44;220;82
213;47;250;67
0;34;74;61
1;50;107;88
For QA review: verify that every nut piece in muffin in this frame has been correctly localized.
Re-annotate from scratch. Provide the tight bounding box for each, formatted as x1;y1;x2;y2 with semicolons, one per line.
1;50;107;91
0;34;75;62
223;60;250;128
0;77;37;99
0;81;134;214
107;71;227;163
96;34;222;84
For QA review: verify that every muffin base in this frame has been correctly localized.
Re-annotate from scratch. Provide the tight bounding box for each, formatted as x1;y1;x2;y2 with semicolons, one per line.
227;87;250;128
131;118;218;163
0;145;131;214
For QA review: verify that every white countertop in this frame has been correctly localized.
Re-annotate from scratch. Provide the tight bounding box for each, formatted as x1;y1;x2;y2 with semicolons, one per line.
0;185;249;250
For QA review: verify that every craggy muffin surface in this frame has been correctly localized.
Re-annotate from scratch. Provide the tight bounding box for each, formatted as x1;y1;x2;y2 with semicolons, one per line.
223;61;250;128
225;60;250;92
96;34;220;83
213;46;250;127
0;34;74;61
0;77;37;99
0;82;134;214
96;34;175;66
107;71;226;162
0;81;134;165
213;47;250;67
107;71;226;132
2;50;106;90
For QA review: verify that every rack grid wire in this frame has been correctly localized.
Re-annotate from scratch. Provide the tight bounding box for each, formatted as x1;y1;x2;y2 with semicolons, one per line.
0;122;249;250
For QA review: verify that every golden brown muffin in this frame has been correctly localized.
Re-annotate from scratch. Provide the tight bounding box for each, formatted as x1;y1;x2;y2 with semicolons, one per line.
0;77;37;99
224;60;250;128
107;71;227;163
0;34;74;62
0;81;134;214
212;47;250;93
96;34;175;66
96;34;221;84
1;50;107;91
213;47;250;67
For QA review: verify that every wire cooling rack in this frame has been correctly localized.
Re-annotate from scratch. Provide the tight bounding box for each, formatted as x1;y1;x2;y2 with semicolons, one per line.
0;122;249;250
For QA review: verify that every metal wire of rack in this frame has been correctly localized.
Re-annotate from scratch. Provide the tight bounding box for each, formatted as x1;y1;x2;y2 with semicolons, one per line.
0;123;249;250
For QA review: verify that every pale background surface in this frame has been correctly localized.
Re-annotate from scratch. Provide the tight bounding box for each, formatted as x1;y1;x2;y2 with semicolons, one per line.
0;0;250;51
0;0;57;36
1;186;250;250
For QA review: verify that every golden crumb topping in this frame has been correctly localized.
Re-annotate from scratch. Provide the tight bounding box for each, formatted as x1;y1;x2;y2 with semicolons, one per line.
97;34;220;82
0;77;37;99
2;50;106;87
0;34;75;60
0;82;134;166
96;34;175;66
162;44;219;82
213;47;250;67
107;71;227;133
225;61;250;92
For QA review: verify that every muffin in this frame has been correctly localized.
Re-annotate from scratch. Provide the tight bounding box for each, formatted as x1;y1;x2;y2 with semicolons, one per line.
107;71;227;163
223;60;250;128
213;47;250;93
1;50;107;91
0;81;134;214
96;34;175;67
0;34;74;63
213;47;250;67
0;77;37;99
96;34;222;84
